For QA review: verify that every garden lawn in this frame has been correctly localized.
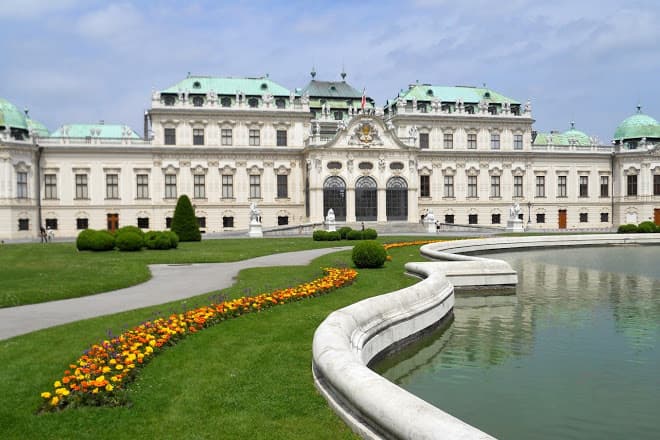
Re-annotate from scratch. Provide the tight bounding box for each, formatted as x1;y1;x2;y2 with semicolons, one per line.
0;245;426;439
0;235;441;307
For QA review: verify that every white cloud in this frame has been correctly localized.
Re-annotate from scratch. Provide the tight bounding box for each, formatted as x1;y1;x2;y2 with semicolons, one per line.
0;0;80;19
76;2;143;41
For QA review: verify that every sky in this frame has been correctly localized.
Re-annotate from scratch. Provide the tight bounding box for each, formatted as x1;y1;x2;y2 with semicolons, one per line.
1;0;658;143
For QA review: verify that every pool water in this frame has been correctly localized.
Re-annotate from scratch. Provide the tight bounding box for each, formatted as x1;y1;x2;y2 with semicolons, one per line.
374;246;660;440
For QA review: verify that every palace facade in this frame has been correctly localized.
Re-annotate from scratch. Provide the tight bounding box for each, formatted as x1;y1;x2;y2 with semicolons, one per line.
2;72;660;240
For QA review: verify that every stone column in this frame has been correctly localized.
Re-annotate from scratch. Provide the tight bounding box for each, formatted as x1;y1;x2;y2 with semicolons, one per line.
346;187;356;223
377;188;387;222
408;187;418;223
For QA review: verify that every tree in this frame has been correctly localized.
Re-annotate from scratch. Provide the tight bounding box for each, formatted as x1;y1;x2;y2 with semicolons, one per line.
170;195;201;241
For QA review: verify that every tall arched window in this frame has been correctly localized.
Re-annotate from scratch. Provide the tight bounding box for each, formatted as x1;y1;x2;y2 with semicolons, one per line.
386;177;408;220
323;176;346;221
355;176;377;221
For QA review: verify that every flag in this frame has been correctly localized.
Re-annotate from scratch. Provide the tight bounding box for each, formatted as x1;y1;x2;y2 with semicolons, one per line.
361;88;366;110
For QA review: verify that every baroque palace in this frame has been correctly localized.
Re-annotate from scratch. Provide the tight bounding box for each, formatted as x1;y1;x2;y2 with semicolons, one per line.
2;71;660;240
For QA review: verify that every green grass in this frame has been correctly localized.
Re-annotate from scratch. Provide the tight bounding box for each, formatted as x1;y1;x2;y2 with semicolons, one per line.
0;236;441;307
0;245;425;440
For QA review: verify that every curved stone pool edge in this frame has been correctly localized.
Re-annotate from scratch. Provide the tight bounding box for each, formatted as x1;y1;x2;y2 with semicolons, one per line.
311;234;660;440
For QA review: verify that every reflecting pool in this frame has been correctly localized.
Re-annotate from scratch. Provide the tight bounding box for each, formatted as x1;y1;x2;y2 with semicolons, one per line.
374;246;660;440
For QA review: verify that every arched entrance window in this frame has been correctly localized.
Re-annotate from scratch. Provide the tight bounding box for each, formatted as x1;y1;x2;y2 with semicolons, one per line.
386;177;408;220
323;176;346;221
355;176;377;221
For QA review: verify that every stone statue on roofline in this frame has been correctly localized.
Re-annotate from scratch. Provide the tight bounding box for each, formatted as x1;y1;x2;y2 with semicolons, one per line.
524;100;532;114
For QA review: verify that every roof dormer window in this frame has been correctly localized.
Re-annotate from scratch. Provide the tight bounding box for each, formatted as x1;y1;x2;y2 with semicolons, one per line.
330;85;336;92
193;81;201;89
163;95;176;106
221;97;231;107
248;97;259;108
426;89;434;96
192;96;204;107
260;83;268;90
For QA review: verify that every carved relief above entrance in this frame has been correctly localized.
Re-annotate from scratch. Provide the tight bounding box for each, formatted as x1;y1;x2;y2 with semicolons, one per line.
348;120;383;147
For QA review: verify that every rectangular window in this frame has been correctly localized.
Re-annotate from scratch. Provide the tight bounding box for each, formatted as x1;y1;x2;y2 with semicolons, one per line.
445;214;454;224
600;176;612;197
600;212;609;223
536;176;545;197
17;171;28;199
277;174;288;198
334;111;343;120
558;175;567;197
44;174;57;199
468;214;478;224
444;176;454;198
196;217;206;228
490;133;500;150
75;174;88;199
278;216;289;226
627;175;638;196
221;128;233;146
164;174;177;199
536;213;545;223
514;134;523;150
76;218;89;230
579;176;589;197
136;174;149;199
276;130;287;147
467;176;478;198
249;129;260;146
580;212;588;223
194;174;206;199
45;218;58;230
193;128;204;146
654;175;660;196
166;217;172;228
164;128;176;145
491;176;501;197
137;217;149;229
223;216;234;228
492;213;501;224
222;175;233;198
420;175;430;197
419;132;429;149
106;174;119;199
249;175;261;198
443;133;453;149
513;176;523;197
18;218;29;231
467;133;477;149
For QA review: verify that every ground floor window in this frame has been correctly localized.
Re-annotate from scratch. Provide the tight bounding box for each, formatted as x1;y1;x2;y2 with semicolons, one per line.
137;217;149;229
223;216;234;228
536;213;546;223
166;217;172;228
600;212;609;223
18;218;29;231
580;213;588;223
491;214;500;224
45;218;58;230
445;214;454;224
196;217;206;228
76;218;89;230
468;214;478;224
278;216;288;226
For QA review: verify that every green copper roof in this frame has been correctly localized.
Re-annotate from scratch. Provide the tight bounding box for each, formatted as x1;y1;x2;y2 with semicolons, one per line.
27;118;50;137
613;106;660;140
563;122;591;146
50;124;140;139
0;97;29;130
301;80;363;98
162;76;291;96
394;84;520;105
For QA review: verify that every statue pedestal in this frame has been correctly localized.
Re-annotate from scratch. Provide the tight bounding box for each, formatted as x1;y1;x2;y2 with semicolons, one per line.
424;219;436;233
505;219;525;233
326;220;336;232
248;221;263;238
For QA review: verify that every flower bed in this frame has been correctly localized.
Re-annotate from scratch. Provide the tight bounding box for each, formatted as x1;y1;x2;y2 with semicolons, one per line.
383;239;444;250
39;267;357;412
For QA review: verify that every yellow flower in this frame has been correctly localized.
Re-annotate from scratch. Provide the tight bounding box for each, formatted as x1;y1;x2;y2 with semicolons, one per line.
53;380;62;388
50;396;59;406
41;392;51;399
105;384;114;392
115;364;124;370
102;366;111;373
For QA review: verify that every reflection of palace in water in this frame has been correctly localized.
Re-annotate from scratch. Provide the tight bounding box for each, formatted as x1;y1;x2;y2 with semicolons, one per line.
379;249;660;383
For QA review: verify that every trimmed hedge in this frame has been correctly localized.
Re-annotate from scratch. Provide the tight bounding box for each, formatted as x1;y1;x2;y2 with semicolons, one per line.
76;229;97;251
352;241;387;268
617;224;638;233
363;228;378;240
144;231;179;250
313;230;329;241
171;195;201;242
347;230;363;240
637;221;657;233
338;227;352;240
88;230;116;251
314;227;378;241
115;231;144;252
116;225;145;238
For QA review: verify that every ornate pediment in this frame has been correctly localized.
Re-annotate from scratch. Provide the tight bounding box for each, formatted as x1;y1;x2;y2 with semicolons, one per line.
347;120;384;147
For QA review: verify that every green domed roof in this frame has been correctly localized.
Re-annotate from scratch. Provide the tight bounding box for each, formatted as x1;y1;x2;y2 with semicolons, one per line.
563;122;591;146
613;106;660;140
0;98;28;130
27;118;50;137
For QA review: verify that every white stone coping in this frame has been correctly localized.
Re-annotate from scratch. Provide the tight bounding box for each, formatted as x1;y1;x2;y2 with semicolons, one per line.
312;233;660;439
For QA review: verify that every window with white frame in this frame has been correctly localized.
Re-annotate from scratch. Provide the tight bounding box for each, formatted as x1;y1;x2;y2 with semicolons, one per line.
491;176;501;197
249;175;261;198
106;174;119;199
136;174;149;199
44;174;57;199
467;175;478;198
490;133;500;150
75;174;88;199
194;174;206;199
419;132;429;149
514;134;523;150
579;175;589;197
558;175;567;197
601;175;610;197
193;128;204;145
536;175;545;197
164;128;176;145
513;175;523;197
627;174;638;196
277;174;288;198
443;133;453;149
17;172;28;199
276;130;287;147
420;175;430;197
444;175;454;198
164;174;177;199
249;129;260;146
467;133;477;149
222;175;233;198
221;128;232;146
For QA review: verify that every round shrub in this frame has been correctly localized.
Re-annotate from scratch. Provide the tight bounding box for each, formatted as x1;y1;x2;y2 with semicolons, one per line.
338;227;352;240
617;224;638;233
89;230;116;251
352;241;387;268
144;231;161;250
313;230;329;241
347;230;363;240
117;225;145;238
327;231;341;241
165;231;179;248
363;228;378;240
76;229;97;251
115;231;143;251
637;221;656;233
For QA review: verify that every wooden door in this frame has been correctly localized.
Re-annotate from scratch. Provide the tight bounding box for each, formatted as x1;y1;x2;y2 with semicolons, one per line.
654;209;660;226
558;209;567;229
107;213;119;232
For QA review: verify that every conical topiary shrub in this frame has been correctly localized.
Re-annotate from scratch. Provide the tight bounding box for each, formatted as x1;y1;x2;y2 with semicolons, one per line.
170;195;201;241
